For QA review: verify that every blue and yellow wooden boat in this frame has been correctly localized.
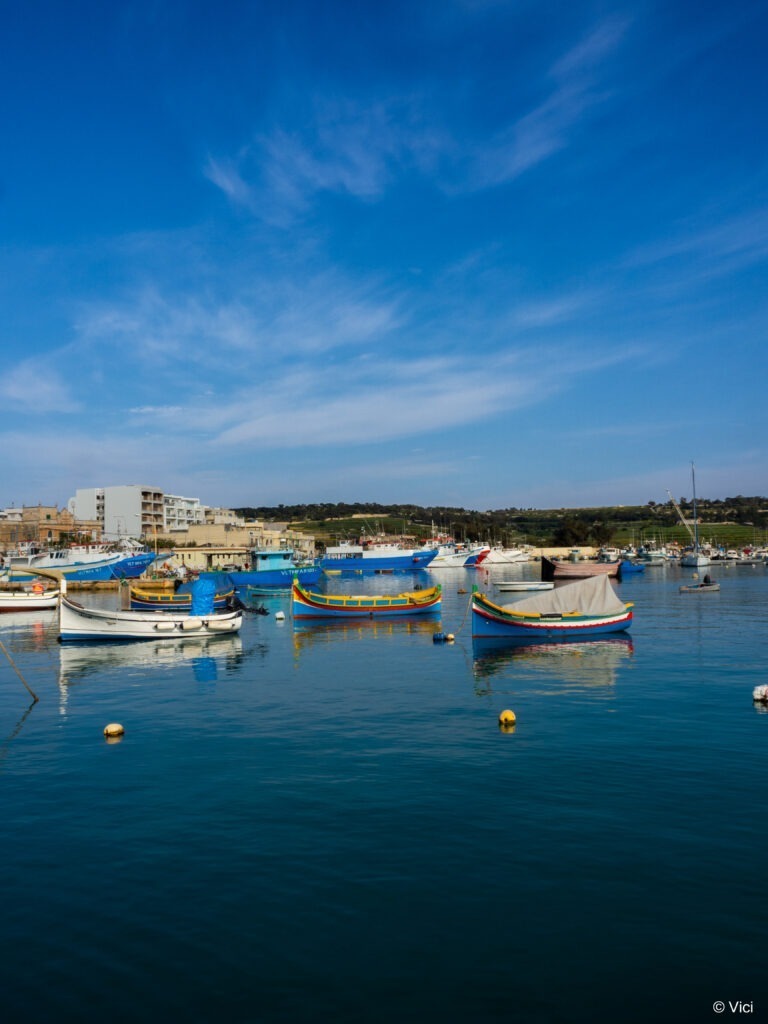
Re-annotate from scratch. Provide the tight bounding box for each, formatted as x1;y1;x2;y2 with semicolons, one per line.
130;584;233;611
292;579;441;619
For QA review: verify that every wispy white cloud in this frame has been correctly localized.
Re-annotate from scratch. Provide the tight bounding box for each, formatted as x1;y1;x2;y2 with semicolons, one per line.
507;291;597;329
206;98;446;222
203;15;630;218
466;16;630;189
0;360;79;412
625;208;768;281
203;155;256;210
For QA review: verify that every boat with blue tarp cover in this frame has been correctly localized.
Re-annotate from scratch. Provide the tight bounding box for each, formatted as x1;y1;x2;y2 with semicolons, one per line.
58;576;243;641
129;581;233;610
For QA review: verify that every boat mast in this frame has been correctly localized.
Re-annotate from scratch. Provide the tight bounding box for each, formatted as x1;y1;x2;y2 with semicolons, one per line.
691;461;700;553
666;490;696;545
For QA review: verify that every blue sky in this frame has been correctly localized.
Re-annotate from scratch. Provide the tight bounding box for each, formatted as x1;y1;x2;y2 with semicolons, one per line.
2;0;767;512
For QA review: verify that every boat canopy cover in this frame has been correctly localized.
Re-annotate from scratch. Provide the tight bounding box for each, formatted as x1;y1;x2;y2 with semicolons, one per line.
190;577;217;615
502;574;626;616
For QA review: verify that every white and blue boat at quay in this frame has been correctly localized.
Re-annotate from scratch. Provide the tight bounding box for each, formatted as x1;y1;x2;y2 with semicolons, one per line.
418;541;490;568
3;546;125;582
319;542;438;573
3;545;160;582
201;548;322;592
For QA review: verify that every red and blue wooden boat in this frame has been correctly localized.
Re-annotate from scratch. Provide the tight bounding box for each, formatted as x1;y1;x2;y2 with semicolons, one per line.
472;574;633;638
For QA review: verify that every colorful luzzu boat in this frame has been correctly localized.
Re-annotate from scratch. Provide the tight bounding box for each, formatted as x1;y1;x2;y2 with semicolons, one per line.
292;579;442;619
471;574;633;639
129;584;233;611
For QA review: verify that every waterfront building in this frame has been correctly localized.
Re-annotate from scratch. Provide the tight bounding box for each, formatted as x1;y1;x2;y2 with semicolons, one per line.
0;504;101;549
69;485;209;541
70;485;166;541
164;494;207;532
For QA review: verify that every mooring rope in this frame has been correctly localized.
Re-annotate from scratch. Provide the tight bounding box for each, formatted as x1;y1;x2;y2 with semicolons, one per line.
0;640;39;703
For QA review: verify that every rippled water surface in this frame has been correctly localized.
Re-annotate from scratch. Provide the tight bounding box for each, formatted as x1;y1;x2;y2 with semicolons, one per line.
2;563;767;1023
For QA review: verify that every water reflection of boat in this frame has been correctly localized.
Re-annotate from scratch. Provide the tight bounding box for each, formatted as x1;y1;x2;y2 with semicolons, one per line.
292;616;438;651
0;610;58;651
0;608;57;631
59;633;244;687
472;635;634;687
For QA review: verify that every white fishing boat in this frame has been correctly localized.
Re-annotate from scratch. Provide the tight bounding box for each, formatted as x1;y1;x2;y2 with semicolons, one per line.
482;546;531;565
0;588;60;612
2;545;125;582
25;568;244;642
420;541;489;567
58;594;243;641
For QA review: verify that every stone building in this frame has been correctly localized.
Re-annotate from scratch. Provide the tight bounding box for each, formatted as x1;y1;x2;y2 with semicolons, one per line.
0;505;102;550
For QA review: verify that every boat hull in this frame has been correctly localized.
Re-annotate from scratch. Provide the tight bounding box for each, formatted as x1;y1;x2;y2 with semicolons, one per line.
319;549;438;573
219;565;323;589
59;595;243;641
0;590;59;611
680;553;710;567
111;552;160;578
7;555;124;582
496;582;554;592
541;557;621;581
471;591;632;638
292;581;442;619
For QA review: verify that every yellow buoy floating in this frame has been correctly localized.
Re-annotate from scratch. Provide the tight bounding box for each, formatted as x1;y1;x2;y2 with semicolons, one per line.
103;722;125;738
498;709;516;726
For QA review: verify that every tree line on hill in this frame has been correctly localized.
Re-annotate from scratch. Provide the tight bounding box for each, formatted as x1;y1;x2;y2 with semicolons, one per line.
235;496;768;548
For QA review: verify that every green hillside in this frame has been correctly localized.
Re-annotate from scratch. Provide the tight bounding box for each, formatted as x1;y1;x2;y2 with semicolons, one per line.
235;497;768;550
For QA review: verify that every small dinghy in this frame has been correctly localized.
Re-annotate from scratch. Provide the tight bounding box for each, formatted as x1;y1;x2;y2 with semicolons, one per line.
680;574;719;593
496;582;554;592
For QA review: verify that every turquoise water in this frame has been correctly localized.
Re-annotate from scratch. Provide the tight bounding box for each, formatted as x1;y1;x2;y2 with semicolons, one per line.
2;563;767;1023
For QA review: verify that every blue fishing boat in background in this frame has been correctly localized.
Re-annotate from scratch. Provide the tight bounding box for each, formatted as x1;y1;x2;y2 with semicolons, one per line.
619;559;646;575
202;548;322;591
319;542;438;573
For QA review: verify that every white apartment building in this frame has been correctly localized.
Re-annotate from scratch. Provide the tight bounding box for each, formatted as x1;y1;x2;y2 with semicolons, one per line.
164;494;207;533
70;485;175;540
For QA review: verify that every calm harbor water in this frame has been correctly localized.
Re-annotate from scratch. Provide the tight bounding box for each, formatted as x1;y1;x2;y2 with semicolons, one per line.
2;562;768;1023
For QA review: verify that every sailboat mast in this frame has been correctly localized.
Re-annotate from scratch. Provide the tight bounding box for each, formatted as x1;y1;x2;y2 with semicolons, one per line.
691;462;699;552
